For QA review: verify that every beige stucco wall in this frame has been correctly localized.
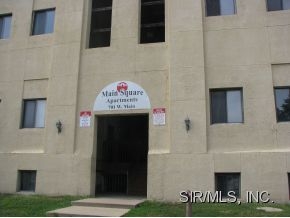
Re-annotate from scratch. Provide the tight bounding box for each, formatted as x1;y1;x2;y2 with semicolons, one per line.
0;0;290;202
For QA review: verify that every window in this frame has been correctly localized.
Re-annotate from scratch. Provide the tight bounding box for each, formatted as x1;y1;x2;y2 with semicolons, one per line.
140;0;165;44
32;8;55;35
22;99;46;128
19;170;37;192
216;173;240;198
206;0;236;16
267;0;290;11
89;0;112;48
274;87;290;122
210;89;243;124
0;14;12;39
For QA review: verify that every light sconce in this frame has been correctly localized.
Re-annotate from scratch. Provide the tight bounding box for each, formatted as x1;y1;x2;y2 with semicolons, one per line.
184;117;191;132
56;120;62;134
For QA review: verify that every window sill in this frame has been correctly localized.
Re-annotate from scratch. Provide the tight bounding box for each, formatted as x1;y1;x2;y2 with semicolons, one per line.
30;32;54;37
205;13;237;18
137;41;167;49
138;41;166;45
85;45;111;50
267;9;290;13
210;122;244;126
83;46;112;55
276;121;290;124
20;127;45;130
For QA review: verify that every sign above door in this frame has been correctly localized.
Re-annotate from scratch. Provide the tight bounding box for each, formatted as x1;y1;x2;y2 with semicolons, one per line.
93;81;151;111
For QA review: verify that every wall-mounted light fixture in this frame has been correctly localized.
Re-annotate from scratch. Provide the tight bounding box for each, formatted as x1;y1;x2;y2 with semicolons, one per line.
56;120;62;134
184;117;191;132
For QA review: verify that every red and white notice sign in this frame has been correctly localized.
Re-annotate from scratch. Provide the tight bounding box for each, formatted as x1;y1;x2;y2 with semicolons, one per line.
80;111;92;127
153;108;166;126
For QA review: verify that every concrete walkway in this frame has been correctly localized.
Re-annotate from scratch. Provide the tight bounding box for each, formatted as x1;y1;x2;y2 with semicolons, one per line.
47;196;145;217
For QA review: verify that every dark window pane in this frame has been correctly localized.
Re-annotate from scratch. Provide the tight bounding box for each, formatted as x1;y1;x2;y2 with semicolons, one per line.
140;0;165;44
89;0;112;48
216;173;240;197
20;170;36;192
91;10;112;30
141;3;164;24
211;91;227;124
267;0;282;11
23;101;36;128
142;0;162;3
90;31;111;48
93;0;112;9
141;25;165;44
275;88;290;122
206;0;221;16
0;15;12;39
32;9;55;35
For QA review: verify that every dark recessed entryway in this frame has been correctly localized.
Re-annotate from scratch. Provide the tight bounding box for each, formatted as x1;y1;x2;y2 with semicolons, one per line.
95;114;148;196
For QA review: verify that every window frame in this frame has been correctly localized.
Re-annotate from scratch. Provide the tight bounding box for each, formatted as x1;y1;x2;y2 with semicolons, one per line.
215;172;241;198
210;88;244;125
205;0;237;17
0;13;12;39
31;8;55;36
274;86;290;123
21;98;47;129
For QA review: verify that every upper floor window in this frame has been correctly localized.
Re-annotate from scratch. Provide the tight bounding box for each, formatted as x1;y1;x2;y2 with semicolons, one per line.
22;99;46;128
0;14;12;39
267;0;290;11
206;0;236;16
210;89;243;124
89;0;112;48
32;8;55;35
140;0;165;44
274;87;290;122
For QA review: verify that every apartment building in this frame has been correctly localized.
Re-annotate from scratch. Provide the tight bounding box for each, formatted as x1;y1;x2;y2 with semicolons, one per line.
0;0;290;202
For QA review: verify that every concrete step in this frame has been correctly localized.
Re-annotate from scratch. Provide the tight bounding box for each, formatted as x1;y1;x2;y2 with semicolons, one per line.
47;196;145;217
47;206;130;217
71;197;145;209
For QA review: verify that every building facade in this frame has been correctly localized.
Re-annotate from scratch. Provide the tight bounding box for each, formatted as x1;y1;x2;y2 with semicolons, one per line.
0;0;290;202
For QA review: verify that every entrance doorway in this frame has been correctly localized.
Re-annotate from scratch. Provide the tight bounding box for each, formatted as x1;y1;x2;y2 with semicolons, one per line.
95;114;148;196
